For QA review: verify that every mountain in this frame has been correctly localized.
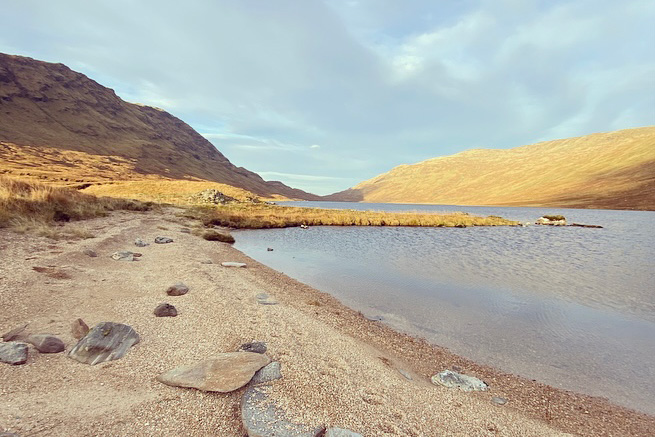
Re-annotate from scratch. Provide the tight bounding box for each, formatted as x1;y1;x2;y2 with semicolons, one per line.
0;53;318;200
328;127;655;210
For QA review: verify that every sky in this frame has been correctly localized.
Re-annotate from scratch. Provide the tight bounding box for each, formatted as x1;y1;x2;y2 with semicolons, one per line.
2;1;654;195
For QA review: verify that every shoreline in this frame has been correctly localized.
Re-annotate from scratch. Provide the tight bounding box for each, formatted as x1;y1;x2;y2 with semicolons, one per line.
1;208;653;436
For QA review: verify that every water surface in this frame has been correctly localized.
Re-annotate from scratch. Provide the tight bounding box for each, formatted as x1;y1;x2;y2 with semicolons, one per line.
234;202;655;414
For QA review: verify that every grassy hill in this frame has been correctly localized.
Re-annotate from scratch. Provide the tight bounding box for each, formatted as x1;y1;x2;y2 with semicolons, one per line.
0;53;318;200
328;127;655;210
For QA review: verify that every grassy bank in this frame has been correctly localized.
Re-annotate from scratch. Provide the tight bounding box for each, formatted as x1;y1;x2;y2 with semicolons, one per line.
0;176;153;236
189;203;518;229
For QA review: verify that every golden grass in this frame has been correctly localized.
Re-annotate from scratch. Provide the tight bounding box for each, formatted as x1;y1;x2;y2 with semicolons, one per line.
0;176;154;235
187;204;518;229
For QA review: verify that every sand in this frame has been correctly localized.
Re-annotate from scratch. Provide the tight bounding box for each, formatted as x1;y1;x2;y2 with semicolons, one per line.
0;208;653;436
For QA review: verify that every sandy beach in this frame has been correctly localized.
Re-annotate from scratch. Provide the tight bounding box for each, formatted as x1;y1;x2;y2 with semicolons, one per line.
1;208;653;436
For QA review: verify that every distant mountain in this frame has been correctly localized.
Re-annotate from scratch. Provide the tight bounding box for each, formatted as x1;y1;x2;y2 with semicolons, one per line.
328;127;655;210
0;53;318;200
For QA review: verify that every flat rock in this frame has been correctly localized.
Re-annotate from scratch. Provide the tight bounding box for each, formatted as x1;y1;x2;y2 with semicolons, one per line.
134;238;149;247
82;248;98;257
1;324;29;342
110;251;134;261
431;370;488;391
180;227;191;234
68;322;140;365
0;342;29;365
325;428;364;437
26;334;65;353
239;342;267;354
154;236;174;244
251;361;282;385
71;318;89;339
256;293;278;305
492;396;508;405
222;262;246;268
242;385;322;437
157;352;270;392
154;303;178;317
200;260;213;264
166;282;189;296
398;369;413;380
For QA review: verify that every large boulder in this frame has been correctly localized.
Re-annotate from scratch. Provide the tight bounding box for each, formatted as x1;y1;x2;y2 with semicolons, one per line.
68;322;140;365
0;342;29;365
157;352;270;392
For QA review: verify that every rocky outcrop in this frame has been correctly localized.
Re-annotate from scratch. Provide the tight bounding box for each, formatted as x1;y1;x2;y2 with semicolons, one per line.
68;322;140;365
189;189;237;205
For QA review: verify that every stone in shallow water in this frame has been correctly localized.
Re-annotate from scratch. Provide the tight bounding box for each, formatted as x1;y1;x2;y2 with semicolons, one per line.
26;334;65;353
68;322;140;365
256;293;278;305
222;262;247;268
239;342;267;354
251;361;282;385
398;369;413;380
431;370;488;391
325;428;364;437
0;342;28;365
110;251;134;261
166;282;189;296
241;385;322;437
154;236;174;244
365;314;384;322
157;352;270;392
154;303;178;317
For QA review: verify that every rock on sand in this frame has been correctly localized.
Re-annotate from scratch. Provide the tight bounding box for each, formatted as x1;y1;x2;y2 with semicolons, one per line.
68;322;140;365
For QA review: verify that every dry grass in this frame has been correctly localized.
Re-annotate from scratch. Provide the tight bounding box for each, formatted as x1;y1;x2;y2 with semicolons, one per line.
0;176;154;235
187;204;518;229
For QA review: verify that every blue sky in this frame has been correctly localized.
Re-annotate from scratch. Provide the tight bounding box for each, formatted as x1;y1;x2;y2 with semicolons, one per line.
2;0;654;194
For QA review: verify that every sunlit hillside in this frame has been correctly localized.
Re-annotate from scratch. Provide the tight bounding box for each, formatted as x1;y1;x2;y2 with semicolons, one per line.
329;127;655;210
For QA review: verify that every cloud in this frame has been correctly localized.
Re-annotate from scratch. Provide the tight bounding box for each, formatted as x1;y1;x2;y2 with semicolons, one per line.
1;0;653;194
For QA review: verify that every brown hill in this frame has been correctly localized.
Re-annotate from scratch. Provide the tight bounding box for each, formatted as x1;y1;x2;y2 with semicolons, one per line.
0;53;318;200
328;127;655;210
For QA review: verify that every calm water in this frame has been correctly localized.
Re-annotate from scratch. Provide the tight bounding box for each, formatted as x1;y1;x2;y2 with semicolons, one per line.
234;202;655;414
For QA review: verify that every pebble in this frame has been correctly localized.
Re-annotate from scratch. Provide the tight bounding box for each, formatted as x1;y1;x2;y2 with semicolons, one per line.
431;370;488;392
154;236;174;244
154;303;178;317
0;342;29;365
221;262;246;268
68;322;140;365
134;238;149;247
239;342;267;354
110;251;134;261
166;282;189;296
82;248;98;257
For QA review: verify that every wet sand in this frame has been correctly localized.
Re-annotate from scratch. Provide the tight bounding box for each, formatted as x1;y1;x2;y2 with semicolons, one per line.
0;208;653;436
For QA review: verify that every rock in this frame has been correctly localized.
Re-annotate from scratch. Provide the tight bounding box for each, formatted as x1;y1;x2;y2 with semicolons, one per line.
0;342;29;365
300;224;309;229
251;361;282;385
398;369;413;380
26;334;65;353
0;432;20;437
110;251;134;261
431;370;488;391
71;318;89;339
222;262;246;268
180;227;191;234
365;314;384;322
239;342;267;354
256;293;278;305
133;252;143;257
325;428;364;437
166;282;189;296
200;260;213;264
154;303;178;317
134;238;149;247
1;324;28;342
242;385;322;437
570;223;603;228
154;236;174;244
68;322;140;365
536;215;567;226
267;248;274;252
157;352;270;392
492;396;508;405
82;248;98;257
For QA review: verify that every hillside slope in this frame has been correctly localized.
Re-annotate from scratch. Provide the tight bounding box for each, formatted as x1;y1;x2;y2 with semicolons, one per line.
0;53;318;200
329;127;655;210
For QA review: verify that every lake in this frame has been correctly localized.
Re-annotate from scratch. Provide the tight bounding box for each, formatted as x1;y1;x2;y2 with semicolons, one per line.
233;201;655;415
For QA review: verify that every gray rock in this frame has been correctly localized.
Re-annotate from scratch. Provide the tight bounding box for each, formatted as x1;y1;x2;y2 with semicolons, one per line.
68;322;139;365
166;282;189;296
154;303;178;317
240;342;267;354
82;248;98;257
492;396;508;405
398;369;413;380
110;251;134;261
1;324;28;342
365;314;384;321
325;428;364;437
71;318;89;339
241;385;322;437
0;342;28;365
157;352;270;392
134;238;149;247
267;248;274;252
222;262;246;268
256;293;278;305
431;370;488;391
251;361;282;385
26;334;65;353
154;236;174;244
